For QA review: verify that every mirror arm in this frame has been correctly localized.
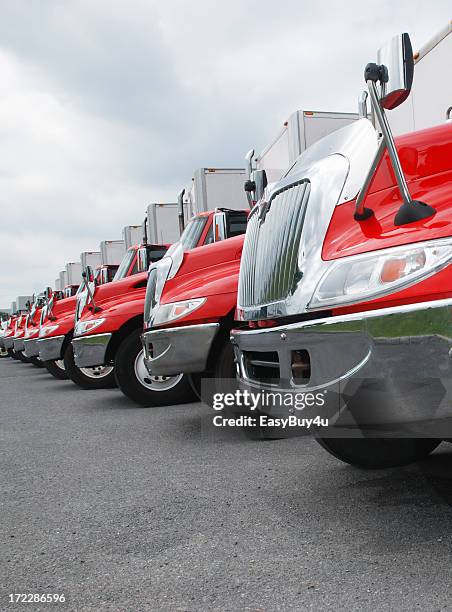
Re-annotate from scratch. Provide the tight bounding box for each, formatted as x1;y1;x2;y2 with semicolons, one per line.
177;189;186;235
354;137;386;220
355;77;436;226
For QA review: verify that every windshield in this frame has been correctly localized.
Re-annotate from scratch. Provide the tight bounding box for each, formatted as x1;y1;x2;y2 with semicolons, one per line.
113;248;136;281
180;217;208;251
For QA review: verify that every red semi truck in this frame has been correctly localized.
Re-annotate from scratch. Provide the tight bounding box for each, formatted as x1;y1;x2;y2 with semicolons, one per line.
36;237;167;388
71;207;248;405
228;33;452;468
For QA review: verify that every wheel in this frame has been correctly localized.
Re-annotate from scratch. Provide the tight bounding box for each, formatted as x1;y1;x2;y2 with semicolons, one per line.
114;328;195;407
63;343;117;390
316;437;441;468
16;350;31;363
43;359;68;380
28;356;44;368
0;346;9;358
8;348;19;360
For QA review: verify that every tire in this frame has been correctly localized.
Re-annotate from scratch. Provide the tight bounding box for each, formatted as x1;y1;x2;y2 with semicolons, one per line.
28;356;45;368
63;343;117;390
0;346;9;358
16;350;31;363
316;437;440;469
114;328;195;407
44;359;68;380
8;348;19;360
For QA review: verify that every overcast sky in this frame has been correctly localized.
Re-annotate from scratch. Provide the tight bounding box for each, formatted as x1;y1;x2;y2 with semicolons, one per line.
0;0;450;308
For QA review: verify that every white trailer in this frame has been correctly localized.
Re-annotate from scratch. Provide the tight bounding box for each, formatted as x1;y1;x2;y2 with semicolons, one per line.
122;225;143;250
100;240;126;265
80;251;102;272
389;23;452;135
59;271;67;290
16;296;33;311
54;278;62;291
253;110;358;183
146;203;190;245
188;168;249;214
10;301;17;313
65;262;82;286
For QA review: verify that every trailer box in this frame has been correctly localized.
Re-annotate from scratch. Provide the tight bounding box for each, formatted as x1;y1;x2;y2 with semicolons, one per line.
146;203;190;245
16;296;33;311
100;240;126;266
10;301;17;313
80;251;102;272
54;278;62;292
65;262;82;286
188;168;249;214
389;23;452;135
59;271;67;290
254;110;358;183
122;225;143;250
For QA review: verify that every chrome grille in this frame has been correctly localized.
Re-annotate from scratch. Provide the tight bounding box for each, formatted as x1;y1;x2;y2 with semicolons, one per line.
238;180;310;308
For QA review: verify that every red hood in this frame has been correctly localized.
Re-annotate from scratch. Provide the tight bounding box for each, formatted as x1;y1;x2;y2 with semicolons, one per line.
161;235;244;304
323;123;452;260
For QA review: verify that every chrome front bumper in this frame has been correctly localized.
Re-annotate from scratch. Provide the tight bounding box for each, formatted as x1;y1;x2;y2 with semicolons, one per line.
13;338;25;352
38;335;65;362
23;338;39;358
72;333;112;367
231;299;452;433
142;323;220;376
4;337;14;350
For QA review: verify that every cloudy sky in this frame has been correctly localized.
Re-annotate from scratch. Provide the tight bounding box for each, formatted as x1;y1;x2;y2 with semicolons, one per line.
0;0;450;308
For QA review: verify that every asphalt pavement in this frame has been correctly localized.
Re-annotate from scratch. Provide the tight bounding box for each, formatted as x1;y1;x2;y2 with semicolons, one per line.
2;357;452;611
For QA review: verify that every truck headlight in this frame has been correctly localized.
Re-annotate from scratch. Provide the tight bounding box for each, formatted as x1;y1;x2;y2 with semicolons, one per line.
39;324;59;338
152;298;206;326
308;239;452;309
74;317;105;337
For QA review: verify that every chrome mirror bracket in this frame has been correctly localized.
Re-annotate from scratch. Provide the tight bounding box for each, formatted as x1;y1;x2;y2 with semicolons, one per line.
355;61;436;226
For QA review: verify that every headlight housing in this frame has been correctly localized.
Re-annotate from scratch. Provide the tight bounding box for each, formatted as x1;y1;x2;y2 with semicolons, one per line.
152;298;206;327
74;317;105;337
308;238;452;310
39;324;59;338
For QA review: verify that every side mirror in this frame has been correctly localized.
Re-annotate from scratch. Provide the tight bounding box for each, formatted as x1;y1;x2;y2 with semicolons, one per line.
137;246;149;273
253;169;268;203
355;32;435;226
177;188;186;235
366;33;414;110
83;265;94;283
213;212;227;242
45;287;53;301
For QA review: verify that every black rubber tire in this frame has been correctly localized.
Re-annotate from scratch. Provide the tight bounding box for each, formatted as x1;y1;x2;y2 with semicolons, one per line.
28;356;45;368
43;359;68;380
0;347;9;358
8;348;19;360
16;350;31;363
316;437;441;468
114;328;195;407
63;343;117;390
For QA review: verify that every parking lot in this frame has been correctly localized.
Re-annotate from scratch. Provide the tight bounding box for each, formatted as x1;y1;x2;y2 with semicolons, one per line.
2;357;452;611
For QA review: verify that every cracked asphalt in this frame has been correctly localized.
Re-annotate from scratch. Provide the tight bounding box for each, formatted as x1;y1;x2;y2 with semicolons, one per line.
2;357;452;611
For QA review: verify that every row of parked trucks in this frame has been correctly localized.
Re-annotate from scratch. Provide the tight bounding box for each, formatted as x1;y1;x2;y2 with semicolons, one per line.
1;24;451;469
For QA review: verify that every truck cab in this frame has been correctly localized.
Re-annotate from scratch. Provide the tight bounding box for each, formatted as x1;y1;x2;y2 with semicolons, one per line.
230;32;452;466
61;221;169;390
72;194;248;406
